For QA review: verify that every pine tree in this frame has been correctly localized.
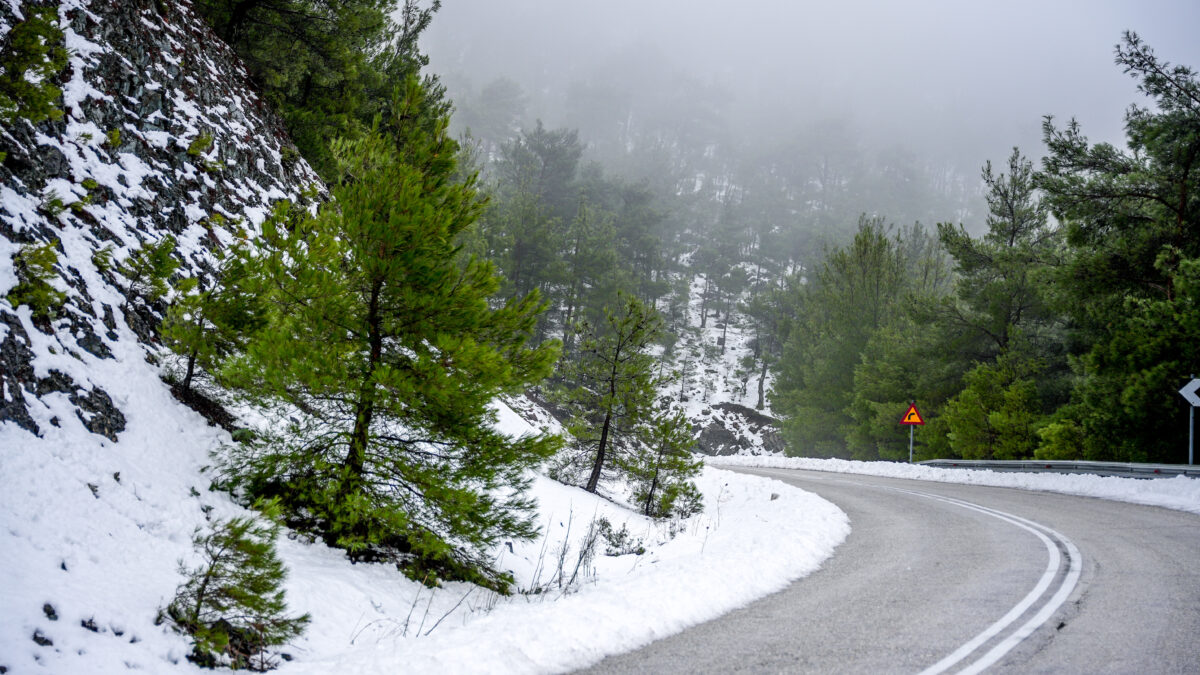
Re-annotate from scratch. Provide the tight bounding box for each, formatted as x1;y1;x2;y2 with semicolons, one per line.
119;235;179;308
772;216;908;457
161;243;264;394
194;0;445;180
934;148;1065;459
219;78;560;590
622;407;703;518
0;6;68;126
7;240;65;325
164;502;309;671
555;293;662;493
1036;32;1200;462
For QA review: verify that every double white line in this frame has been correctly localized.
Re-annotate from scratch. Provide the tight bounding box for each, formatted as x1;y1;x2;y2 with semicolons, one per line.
900;489;1083;675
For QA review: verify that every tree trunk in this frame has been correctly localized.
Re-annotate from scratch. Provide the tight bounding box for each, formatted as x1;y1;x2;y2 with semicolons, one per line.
346;282;383;481
223;0;264;42
643;449;664;516
643;470;660;516
756;358;768;410
183;349;197;394
585;409;611;493
720;301;729;355
586;345;622;493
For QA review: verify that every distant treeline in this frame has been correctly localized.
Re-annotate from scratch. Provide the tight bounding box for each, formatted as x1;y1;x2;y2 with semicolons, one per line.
768;33;1199;464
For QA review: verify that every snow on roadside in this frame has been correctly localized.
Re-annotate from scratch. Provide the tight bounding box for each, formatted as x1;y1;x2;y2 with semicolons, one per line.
0;373;849;674
708;455;1200;516
277;408;849;674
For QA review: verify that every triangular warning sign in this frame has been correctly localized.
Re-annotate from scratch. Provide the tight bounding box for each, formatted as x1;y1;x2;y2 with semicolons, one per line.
899;403;925;426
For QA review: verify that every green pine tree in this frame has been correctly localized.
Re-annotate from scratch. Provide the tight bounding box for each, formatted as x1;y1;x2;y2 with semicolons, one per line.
193;0;445;181
161;243;265;394
119;235;179;308
0;6;68;126
622;406;703;518
7;239;66;325
164;501;309;671
218;78;560;591
555;293;662;493
941;345;1045;460
1037;32;1200;462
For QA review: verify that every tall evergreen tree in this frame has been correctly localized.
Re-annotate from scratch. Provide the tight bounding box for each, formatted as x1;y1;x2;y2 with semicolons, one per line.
219;79;560;590
555;294;662;493
1036;32;1200;462
194;0;445;180
938;148;1059;357
936;148;1066;459
772;216;909;457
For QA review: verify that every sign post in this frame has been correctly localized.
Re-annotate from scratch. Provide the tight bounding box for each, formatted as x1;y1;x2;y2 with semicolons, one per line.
1180;376;1200;465
899;402;925;463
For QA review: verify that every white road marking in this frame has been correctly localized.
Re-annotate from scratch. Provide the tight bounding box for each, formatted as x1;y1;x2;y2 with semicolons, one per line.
748;466;1083;673
897;489;1082;675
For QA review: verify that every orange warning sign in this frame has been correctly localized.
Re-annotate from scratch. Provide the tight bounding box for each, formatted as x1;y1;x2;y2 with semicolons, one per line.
899;404;925;425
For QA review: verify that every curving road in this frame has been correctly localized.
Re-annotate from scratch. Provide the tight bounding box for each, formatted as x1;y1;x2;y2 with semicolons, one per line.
581;467;1200;674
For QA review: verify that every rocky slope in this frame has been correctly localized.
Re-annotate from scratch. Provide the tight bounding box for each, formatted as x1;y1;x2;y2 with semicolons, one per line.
1;0;318;440
0;1;319;670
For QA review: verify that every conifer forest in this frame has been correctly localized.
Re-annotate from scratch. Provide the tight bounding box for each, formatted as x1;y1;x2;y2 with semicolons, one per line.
2;1;1199;670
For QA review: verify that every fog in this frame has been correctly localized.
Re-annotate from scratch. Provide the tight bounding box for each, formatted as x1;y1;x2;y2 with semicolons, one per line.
421;0;1200;226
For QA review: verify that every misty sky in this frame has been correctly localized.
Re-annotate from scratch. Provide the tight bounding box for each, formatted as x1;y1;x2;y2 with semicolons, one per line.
422;0;1200;172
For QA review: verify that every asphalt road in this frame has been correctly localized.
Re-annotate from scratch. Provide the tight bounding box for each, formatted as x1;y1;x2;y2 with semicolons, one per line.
580;467;1200;674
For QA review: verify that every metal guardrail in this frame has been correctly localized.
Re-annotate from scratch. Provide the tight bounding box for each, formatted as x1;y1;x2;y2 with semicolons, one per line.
919;459;1200;479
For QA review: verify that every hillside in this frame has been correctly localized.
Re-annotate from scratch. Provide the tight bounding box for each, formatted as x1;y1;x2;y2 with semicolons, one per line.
0;2;845;672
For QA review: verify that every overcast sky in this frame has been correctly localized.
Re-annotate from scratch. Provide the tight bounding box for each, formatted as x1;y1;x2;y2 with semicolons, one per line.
422;0;1200;170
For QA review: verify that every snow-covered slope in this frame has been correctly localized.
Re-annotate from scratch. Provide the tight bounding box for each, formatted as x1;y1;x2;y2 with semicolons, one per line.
671;271;785;457
0;2;850;673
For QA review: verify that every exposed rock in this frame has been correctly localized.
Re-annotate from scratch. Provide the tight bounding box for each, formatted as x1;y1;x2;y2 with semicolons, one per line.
31;630;52;647
693;402;786;456
1;0;320;444
0;312;39;434
70;384;125;441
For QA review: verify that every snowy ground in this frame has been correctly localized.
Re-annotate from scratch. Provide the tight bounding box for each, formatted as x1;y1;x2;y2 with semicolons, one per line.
0;368;848;674
671;272;772;419
708;455;1200;516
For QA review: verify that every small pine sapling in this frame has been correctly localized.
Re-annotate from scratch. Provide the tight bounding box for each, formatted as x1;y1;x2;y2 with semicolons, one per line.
162;245;264;394
624;407;704;518
164;501;309;671
7;240;66;325
91;244;115;273
187;132;214;156
118;235;179;308
0;6;68;125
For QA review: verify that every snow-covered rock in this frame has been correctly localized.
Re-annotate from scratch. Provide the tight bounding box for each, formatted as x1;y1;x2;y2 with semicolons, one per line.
0;0;318;437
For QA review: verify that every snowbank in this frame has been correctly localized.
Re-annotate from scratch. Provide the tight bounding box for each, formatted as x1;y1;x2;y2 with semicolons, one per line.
0;383;849;674
276;408;849;674
708;455;1200;515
